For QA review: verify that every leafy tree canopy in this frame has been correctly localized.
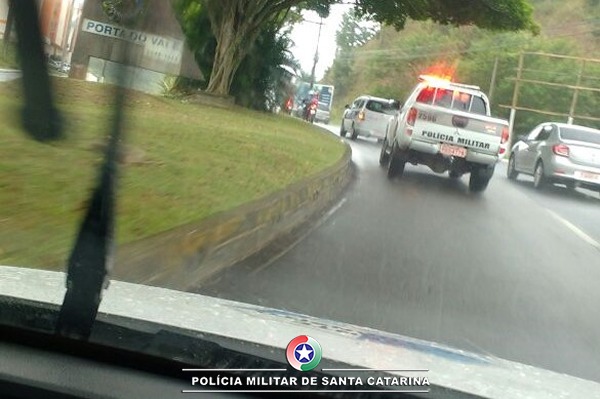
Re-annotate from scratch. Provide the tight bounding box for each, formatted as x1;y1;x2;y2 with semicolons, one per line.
353;0;539;33
178;0;538;96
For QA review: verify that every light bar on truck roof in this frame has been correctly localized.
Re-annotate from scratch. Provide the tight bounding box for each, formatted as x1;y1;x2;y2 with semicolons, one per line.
418;75;481;91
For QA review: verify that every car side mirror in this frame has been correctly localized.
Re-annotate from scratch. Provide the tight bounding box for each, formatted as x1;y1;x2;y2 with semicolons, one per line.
344;104;350;109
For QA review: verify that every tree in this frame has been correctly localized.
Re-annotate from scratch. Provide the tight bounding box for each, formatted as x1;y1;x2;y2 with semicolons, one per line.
324;9;376;97
336;10;377;51
185;0;330;96
181;0;538;97
231;23;300;110
354;0;539;32
176;0;300;110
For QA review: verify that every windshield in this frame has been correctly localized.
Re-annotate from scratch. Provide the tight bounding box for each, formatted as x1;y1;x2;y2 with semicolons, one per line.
559;126;600;145
365;100;398;115
417;86;487;115
2;0;600;396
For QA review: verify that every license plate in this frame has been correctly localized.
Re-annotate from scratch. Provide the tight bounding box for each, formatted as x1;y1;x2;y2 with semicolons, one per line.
440;143;467;158
575;171;600;181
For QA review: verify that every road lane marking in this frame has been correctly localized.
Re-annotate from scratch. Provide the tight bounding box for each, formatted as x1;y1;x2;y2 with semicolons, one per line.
546;209;600;251
250;197;348;275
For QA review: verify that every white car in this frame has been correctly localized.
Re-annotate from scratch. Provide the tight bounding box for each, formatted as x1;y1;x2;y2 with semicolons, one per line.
340;95;400;140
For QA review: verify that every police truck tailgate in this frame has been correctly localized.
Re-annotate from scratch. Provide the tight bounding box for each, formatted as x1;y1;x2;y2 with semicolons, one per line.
411;104;508;157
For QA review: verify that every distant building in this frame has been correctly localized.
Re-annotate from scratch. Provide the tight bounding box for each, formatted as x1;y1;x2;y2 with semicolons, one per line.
70;0;203;94
0;0;83;62
38;0;84;61
0;0;10;37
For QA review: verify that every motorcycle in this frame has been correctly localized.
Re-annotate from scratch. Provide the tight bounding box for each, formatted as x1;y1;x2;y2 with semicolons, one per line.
305;102;317;124
283;99;294;115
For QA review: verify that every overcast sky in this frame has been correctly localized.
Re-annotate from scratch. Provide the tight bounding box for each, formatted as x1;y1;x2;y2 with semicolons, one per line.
289;4;355;81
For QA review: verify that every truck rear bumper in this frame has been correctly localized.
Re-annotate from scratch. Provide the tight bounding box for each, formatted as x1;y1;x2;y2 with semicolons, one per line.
405;139;498;166
356;126;386;139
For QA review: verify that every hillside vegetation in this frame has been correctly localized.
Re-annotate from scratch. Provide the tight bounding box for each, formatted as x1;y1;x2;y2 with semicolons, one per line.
324;0;600;134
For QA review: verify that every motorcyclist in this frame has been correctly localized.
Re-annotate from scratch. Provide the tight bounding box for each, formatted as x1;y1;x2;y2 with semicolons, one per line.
303;90;319;121
284;97;294;114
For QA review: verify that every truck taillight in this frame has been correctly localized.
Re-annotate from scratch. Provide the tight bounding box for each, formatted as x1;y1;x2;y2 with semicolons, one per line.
553;144;570;157
358;111;365;121
406;108;418;126
501;127;509;144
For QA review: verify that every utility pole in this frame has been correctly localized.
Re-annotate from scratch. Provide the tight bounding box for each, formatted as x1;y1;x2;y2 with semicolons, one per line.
309;18;324;89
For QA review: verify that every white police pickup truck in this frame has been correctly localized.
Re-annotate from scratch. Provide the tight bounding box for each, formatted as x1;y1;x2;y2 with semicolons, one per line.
380;75;510;192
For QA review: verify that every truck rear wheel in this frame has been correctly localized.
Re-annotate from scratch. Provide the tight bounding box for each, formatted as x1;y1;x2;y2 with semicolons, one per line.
379;138;390;166
387;142;405;179
469;166;493;193
350;124;358;140
507;154;519;180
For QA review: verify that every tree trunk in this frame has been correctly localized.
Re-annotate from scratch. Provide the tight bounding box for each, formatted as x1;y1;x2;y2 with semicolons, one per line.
205;14;244;96
204;4;255;96
203;0;291;96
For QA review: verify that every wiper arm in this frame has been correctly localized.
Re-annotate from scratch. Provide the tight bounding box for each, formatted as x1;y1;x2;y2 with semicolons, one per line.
10;0;128;340
55;64;129;341
54;94;122;339
9;0;62;142
10;0;126;340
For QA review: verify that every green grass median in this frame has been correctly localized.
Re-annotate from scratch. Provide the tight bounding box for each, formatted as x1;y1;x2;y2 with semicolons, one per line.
0;78;345;270
0;45;18;69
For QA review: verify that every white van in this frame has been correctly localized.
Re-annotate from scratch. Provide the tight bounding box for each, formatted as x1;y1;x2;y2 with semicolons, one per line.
340;95;400;140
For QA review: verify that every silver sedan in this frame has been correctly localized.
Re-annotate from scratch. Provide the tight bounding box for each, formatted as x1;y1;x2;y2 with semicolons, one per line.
507;122;600;192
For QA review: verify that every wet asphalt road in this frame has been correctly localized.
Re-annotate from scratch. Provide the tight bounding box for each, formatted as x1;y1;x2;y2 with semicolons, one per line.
197;124;600;383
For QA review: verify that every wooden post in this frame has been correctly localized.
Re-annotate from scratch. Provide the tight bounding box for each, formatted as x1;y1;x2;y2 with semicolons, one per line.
568;60;586;124
508;52;525;152
488;56;499;105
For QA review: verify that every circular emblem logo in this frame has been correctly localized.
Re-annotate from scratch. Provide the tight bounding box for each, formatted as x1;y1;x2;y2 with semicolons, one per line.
102;0;145;25
286;335;322;371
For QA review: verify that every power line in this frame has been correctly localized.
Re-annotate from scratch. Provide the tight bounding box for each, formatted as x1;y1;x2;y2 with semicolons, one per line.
331;27;600;62
327;12;600;61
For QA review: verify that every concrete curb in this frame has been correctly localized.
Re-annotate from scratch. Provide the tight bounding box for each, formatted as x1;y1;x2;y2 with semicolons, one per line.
113;143;352;291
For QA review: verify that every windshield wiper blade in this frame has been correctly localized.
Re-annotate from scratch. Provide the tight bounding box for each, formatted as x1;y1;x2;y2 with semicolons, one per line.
55;82;128;340
53;62;131;343
54;115;121;340
9;0;62;142
12;0;128;341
